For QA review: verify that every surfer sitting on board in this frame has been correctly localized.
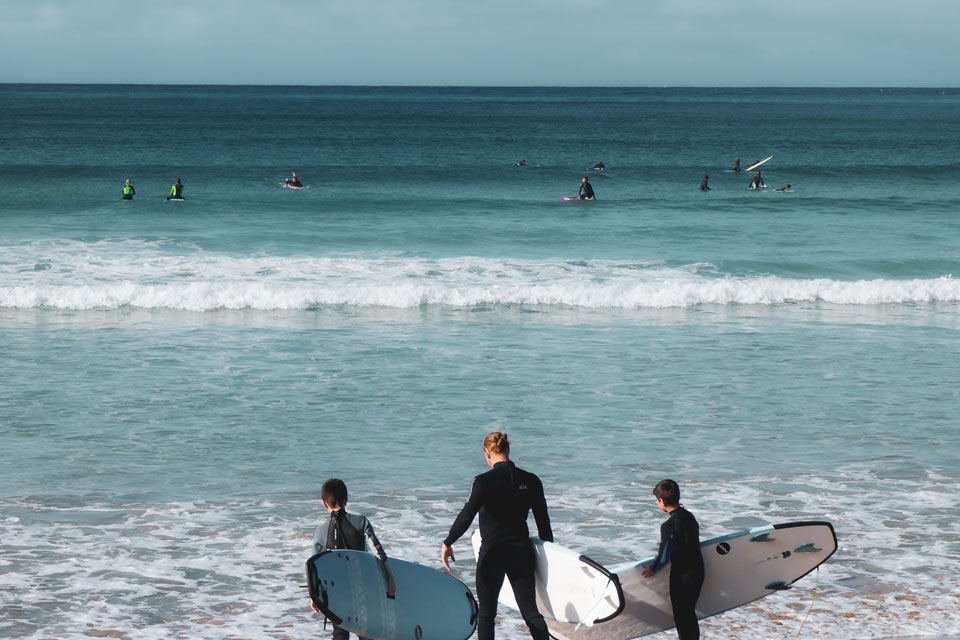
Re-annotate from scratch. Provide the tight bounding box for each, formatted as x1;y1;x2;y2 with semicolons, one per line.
311;478;397;638
699;175;711;191
579;176;596;200
593;160;605;171
749;172;765;190
642;479;705;640
167;178;184;200
122;179;135;200
442;431;553;640
730;158;741;172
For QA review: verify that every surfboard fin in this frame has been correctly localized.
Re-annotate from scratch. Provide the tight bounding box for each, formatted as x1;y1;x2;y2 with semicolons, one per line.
794;543;822;553
750;532;774;543
764;581;791;591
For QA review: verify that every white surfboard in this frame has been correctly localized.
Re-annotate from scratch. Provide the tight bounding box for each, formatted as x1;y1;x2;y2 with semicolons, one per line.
547;521;837;640
470;529;624;627
306;550;478;640
744;155;773;172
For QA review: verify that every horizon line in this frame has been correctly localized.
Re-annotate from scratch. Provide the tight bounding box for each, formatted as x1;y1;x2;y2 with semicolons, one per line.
1;82;957;90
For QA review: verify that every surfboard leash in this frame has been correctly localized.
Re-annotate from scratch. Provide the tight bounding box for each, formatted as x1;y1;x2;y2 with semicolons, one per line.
793;566;820;640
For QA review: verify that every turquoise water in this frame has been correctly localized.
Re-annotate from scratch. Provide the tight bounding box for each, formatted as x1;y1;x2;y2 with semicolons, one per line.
1;85;959;639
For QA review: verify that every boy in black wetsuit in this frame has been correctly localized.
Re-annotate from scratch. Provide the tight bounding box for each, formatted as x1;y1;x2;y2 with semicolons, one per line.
642;479;705;640
310;478;396;640
579;176;596;200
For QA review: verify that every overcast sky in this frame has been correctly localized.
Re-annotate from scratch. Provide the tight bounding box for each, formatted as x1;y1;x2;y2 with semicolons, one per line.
1;0;958;86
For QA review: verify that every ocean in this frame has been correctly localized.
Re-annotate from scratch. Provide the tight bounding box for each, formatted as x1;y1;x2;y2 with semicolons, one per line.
1;85;958;639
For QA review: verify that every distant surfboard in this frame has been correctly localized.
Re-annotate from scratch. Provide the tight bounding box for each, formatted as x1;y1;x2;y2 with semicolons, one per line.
561;196;581;201
745;156;773;172
471;530;624;627
547;521;837;640
306;549;477;640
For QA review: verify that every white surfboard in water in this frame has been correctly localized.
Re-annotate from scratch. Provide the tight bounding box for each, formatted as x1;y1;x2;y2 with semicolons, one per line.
471;529;625;627
745;155;774;172
547;520;837;640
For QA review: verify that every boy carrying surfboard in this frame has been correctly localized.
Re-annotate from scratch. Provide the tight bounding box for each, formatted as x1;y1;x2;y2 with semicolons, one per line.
641;479;705;640
310;478;397;640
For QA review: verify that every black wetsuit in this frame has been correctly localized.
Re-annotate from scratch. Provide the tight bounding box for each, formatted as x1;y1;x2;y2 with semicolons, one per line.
579;181;596;200
650;506;705;640
444;460;553;640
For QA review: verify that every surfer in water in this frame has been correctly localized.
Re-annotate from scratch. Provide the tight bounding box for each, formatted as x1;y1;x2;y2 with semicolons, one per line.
579;176;596;200
122;179;135;200
730;158;741;172
311;478;397;639
749;172;765;190
593;160;605;171
642;479;705;640
699;175;711;191
167;178;184;200
776;184;792;192
513;159;526;166
442;431;553;640
285;171;303;188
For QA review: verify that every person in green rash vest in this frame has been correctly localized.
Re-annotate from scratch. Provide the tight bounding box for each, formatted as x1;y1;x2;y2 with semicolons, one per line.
122;179;135;200
167;178;184;200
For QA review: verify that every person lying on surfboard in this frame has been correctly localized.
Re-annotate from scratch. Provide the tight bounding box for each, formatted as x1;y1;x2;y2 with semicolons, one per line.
285;171;303;188
579;176;596;200
776;184;792;192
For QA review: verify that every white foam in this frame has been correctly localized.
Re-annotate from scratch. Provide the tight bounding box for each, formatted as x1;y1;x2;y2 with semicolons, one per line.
1;241;957;310
3;469;959;640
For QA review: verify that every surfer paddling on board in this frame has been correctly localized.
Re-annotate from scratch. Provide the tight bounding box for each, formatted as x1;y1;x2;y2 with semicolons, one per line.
513;159;527;166
699;175;711;191
442;431;553;640
579;176;596;200
642;479;705;640
776;184;792;192
122;179;135;200
285;171;303;188
167;178;184;200
311;478;397;639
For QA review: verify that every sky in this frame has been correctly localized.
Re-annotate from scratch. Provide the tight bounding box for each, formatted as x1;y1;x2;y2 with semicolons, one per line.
1;0;958;87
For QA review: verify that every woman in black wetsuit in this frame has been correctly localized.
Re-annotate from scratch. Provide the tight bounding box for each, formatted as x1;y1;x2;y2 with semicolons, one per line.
441;431;553;640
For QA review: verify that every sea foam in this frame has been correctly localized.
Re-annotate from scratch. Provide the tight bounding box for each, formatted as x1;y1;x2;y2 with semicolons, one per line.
1;246;957;311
